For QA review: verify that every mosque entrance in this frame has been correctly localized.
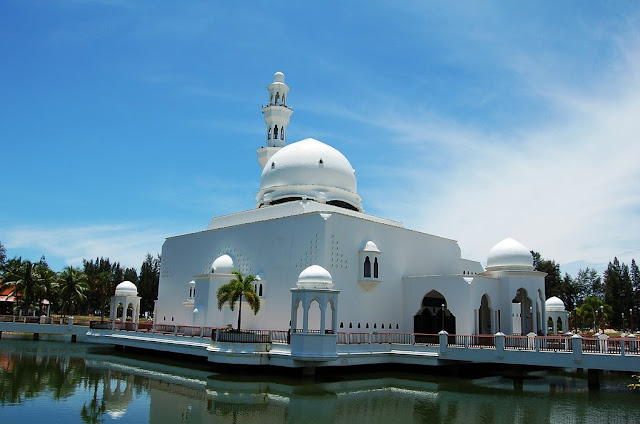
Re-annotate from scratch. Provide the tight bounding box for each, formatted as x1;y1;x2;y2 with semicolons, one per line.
414;290;456;343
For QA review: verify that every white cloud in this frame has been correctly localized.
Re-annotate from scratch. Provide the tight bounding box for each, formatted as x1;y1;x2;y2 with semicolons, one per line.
2;224;172;270
355;30;640;275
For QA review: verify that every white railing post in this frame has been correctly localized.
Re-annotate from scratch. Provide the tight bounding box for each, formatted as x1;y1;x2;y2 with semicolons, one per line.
572;334;583;364
215;328;220;342
68;316;74;329
173;325;178;336
598;333;609;353
628;334;637;354
527;332;536;350
621;336;626;357
494;332;505;359
439;330;448;355
410;333;415;345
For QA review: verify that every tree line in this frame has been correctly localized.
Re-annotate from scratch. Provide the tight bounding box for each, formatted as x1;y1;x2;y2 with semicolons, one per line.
533;251;640;331
0;240;159;318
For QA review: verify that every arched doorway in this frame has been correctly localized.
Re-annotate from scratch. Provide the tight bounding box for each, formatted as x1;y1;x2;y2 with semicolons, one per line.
478;294;492;335
414;290;456;342
512;288;533;334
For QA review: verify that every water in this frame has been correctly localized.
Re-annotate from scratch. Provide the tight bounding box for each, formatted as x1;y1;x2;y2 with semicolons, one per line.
1;336;639;423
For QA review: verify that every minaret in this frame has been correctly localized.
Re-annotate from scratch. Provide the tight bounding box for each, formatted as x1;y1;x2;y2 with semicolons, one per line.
257;72;293;169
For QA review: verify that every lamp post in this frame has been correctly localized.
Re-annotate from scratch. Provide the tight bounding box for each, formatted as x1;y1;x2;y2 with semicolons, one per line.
631;309;634;334
529;306;533;334
622;313;626;333
441;303;445;332
600;305;604;333
594;310;598;334
568;312;571;333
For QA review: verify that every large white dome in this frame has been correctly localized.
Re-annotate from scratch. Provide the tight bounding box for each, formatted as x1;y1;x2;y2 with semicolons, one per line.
486;238;534;271
256;138;363;211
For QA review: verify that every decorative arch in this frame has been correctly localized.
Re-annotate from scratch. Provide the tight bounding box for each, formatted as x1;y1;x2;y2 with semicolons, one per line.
364;256;371;278
307;299;322;332
414;290;456;338
478;294;492;334
512;288;533;334
293;299;303;332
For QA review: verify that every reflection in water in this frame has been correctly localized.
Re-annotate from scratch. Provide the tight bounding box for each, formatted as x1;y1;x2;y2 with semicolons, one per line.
1;338;640;423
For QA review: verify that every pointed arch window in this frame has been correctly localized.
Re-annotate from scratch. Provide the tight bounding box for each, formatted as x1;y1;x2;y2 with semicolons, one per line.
374;258;379;278
274;125;279;139
364;256;371;278
268;127;272;140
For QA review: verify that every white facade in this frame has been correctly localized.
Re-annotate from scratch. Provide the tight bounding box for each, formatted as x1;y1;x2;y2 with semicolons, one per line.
155;72;551;337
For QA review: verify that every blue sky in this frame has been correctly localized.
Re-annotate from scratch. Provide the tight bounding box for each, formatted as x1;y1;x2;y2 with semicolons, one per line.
1;1;639;276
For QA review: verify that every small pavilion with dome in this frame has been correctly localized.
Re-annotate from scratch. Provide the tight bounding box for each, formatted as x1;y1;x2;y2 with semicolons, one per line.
546;296;569;334
153;72;554;340
110;281;141;326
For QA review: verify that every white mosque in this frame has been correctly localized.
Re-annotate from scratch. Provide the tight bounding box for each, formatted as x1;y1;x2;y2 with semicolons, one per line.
153;72;568;338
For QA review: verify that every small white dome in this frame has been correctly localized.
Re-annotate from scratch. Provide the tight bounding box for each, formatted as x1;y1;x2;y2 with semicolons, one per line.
362;241;380;252
297;265;334;289
189;280;195;287
212;254;234;274
273;71;285;83
115;281;138;296
486;238;534;271
256;138;363;211
546;296;566;312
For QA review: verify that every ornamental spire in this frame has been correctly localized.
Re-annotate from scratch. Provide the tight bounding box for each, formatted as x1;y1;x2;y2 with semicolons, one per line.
257;72;293;169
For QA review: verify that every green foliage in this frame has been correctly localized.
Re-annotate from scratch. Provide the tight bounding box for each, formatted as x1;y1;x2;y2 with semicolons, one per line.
574;267;603;302
532;251;575;309
59;266;89;315
604;258;634;329
575;297;612;332
138;253;160;315
0;257;45;314
0;240;6;268
83;257;122;317
216;270;260;331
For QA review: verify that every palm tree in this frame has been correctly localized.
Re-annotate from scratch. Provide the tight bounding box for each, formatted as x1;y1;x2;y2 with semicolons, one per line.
0;257;42;315
59;266;89;316
216;270;260;331
35;262;58;315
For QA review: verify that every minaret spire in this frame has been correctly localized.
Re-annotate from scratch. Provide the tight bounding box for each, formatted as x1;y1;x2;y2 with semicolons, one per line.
257;72;293;169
